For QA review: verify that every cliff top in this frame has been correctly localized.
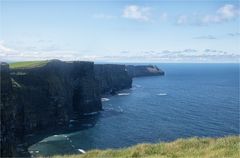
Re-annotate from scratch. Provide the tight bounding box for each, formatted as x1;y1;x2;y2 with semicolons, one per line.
8;60;95;69
9;60;49;69
52;136;239;158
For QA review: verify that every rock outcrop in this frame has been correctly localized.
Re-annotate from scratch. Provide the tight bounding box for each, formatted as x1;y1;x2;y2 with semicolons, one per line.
94;64;132;94
126;65;164;77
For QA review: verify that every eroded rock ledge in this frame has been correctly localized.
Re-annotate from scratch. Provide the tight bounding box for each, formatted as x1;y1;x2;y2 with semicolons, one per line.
0;60;164;157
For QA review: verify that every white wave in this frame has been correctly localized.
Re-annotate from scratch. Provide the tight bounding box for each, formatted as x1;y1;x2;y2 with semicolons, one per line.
156;93;167;96
101;98;110;102
83;111;99;116
29;150;39;154
40;135;68;142
118;93;130;96
78;149;86;154
69;120;77;123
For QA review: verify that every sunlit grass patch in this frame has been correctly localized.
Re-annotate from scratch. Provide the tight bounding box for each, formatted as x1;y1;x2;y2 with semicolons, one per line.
51;135;239;158
9;60;49;69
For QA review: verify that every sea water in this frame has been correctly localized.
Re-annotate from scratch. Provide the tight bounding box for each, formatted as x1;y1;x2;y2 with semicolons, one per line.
29;63;239;156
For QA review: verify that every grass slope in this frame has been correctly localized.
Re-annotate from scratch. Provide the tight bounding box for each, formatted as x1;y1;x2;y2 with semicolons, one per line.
52;136;239;158
9;60;49;69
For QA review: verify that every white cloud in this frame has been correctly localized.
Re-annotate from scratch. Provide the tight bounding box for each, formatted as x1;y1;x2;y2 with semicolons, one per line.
217;4;238;19
202;4;239;24
0;41;16;54
0;42;82;61
177;15;188;24
1;40;238;63
99;49;239;63
123;5;150;21
175;4;239;25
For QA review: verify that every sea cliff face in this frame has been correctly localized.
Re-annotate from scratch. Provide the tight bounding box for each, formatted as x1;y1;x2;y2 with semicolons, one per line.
0;60;164;157
1;60;103;156
0;63;16;157
126;65;164;77
10;60;102;133
94;64;132;94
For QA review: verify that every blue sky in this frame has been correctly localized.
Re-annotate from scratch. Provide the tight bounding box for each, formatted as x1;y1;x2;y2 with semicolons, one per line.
0;0;239;62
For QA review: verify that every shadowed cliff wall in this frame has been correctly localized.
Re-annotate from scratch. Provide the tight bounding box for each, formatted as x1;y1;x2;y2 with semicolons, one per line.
1;60;164;157
94;64;132;94
0;63;16;157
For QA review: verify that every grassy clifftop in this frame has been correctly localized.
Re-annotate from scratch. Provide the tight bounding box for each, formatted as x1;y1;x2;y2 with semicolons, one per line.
9;60;49;69
52;136;239;158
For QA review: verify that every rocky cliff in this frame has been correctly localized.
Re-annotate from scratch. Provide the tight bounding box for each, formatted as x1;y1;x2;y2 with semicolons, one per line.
1;60;164;157
126;65;164;77
0;60;136;157
1;60;103;156
94;64;132;94
0;63;17;157
10;60;102;133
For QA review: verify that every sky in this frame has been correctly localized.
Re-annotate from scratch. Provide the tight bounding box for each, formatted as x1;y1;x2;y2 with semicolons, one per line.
0;0;239;63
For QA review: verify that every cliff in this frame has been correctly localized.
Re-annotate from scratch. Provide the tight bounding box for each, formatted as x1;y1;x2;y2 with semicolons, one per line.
10;60;102;133
94;64;132;94
0;63;17;157
126;65;164;77
1;60;164;157
0;60;136;157
1;60;103;156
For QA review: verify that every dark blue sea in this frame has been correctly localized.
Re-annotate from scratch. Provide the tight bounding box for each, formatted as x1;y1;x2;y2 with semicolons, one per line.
29;64;239;156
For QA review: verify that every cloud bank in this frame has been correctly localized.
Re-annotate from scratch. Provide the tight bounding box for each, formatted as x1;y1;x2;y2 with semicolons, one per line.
1;42;238;63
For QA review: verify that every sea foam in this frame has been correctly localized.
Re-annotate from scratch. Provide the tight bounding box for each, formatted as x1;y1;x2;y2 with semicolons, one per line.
101;98;110;102
118;93;130;96
78;149;86;153
156;93;167;96
83;111;99;116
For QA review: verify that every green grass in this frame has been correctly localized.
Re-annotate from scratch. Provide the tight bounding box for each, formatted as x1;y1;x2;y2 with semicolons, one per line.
52;136;239;158
9;60;49;69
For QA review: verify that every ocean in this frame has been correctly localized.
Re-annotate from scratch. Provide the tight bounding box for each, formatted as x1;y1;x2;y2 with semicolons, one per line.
29;63;239;156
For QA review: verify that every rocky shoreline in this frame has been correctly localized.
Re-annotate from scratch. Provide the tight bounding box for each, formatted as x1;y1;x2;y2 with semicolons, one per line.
0;60;164;157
